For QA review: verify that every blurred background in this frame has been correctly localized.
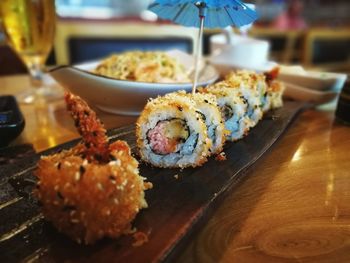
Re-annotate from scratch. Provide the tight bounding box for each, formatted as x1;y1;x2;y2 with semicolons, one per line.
1;0;349;75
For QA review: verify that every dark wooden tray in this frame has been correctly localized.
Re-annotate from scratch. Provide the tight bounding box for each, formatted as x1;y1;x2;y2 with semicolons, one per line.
0;101;306;262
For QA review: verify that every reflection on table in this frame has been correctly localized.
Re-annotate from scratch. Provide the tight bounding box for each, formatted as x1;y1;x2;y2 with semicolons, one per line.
0;75;136;151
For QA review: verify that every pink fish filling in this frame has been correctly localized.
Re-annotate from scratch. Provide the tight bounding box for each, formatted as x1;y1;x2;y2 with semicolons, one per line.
147;122;177;155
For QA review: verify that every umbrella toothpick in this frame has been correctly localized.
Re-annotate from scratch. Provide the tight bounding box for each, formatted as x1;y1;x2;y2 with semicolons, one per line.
192;2;207;95
192;16;204;94
148;0;258;95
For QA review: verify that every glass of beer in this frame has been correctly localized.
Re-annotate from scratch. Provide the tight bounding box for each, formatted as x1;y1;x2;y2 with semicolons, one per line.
0;0;60;103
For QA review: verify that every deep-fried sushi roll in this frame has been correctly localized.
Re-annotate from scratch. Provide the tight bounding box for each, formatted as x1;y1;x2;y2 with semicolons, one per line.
199;86;250;141
267;80;285;109
136;92;211;168
35;92;151;245
172;91;226;155
225;71;265;127
264;68;285;109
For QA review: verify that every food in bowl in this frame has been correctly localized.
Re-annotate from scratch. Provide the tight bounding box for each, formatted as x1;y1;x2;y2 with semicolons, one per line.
94;51;191;83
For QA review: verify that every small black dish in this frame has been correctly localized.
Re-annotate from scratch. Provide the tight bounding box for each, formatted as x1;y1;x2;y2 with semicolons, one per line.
0;95;25;147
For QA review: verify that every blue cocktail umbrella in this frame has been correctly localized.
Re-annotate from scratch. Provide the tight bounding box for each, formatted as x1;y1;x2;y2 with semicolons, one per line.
149;0;258;93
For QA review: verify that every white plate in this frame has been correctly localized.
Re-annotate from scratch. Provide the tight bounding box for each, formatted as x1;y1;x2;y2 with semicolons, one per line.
279;66;347;92
49;50;219;116
283;82;339;104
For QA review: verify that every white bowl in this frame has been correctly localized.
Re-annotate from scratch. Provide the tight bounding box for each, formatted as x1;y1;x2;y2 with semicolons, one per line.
49;50;219;116
209;56;278;75
209;33;277;74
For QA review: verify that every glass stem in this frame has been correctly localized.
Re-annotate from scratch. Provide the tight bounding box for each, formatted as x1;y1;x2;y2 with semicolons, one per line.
28;62;46;105
28;62;44;89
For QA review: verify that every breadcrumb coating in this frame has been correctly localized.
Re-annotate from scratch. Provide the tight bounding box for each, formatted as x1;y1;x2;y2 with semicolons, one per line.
35;92;151;244
65;92;110;163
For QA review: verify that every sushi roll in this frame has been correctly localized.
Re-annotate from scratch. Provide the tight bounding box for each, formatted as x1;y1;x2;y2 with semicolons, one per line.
267;80;285;109
171;91;226;155
264;68;285;109
224;70;266;127
35;93;151;245
136;92;211;168
199;85;250;141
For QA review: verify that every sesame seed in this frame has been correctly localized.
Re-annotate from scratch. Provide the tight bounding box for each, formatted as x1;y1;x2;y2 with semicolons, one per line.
75;172;80;181
97;183;103;191
113;198;119;204
71;219;79;224
109;160;121;166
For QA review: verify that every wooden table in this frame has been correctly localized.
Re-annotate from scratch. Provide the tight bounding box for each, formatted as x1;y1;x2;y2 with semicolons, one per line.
1;74;350;262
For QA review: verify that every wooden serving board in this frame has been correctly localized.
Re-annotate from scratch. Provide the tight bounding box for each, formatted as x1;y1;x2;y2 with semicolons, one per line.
0;101;306;263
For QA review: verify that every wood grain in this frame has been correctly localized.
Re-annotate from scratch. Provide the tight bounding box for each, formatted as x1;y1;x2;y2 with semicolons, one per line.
176;110;350;263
